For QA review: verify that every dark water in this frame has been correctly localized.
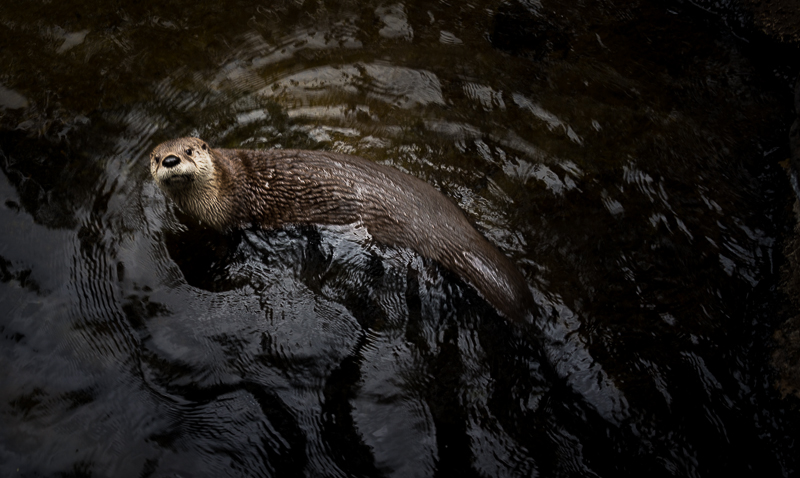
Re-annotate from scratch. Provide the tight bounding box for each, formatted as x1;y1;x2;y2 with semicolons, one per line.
1;0;798;476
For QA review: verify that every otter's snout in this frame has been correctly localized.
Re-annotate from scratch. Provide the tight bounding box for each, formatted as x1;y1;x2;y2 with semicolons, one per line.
162;156;181;168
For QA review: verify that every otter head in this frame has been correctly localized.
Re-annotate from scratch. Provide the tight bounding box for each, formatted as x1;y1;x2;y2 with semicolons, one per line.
150;137;214;190
150;137;230;229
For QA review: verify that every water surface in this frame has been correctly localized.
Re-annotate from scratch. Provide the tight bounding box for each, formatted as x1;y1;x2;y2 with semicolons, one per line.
0;0;798;476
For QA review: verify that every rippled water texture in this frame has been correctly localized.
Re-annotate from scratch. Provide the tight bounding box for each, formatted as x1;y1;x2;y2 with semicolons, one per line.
1;1;798;476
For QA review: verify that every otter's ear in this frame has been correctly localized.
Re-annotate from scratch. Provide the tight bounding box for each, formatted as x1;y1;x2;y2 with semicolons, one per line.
201;143;208;151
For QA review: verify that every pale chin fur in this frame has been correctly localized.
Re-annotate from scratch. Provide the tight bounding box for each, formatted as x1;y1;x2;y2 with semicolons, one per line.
159;157;227;229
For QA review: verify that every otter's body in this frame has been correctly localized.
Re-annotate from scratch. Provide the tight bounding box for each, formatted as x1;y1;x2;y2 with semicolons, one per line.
150;137;533;322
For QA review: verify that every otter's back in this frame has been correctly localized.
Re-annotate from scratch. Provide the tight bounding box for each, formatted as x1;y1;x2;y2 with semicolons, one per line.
223;148;533;322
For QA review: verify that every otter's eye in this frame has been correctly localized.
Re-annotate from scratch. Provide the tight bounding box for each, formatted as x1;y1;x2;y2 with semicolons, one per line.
185;148;193;156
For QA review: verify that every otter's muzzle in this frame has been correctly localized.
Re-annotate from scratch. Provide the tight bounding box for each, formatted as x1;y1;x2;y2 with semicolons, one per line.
162;155;181;168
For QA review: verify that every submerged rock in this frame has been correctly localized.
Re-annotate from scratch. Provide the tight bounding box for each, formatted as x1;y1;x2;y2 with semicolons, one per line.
744;0;800;44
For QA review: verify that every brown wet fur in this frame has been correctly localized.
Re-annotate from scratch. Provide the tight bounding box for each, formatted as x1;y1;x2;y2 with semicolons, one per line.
150;137;534;322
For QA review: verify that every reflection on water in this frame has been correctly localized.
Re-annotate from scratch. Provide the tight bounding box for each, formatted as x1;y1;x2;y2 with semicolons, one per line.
0;0;798;476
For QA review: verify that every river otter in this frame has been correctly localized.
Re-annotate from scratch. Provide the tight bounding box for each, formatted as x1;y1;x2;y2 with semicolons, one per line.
150;137;533;322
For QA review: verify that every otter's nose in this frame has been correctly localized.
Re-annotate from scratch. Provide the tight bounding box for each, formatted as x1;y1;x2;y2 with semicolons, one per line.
162;155;180;168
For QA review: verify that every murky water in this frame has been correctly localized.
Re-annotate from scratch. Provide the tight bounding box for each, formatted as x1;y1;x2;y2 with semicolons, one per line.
1;0;798;476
